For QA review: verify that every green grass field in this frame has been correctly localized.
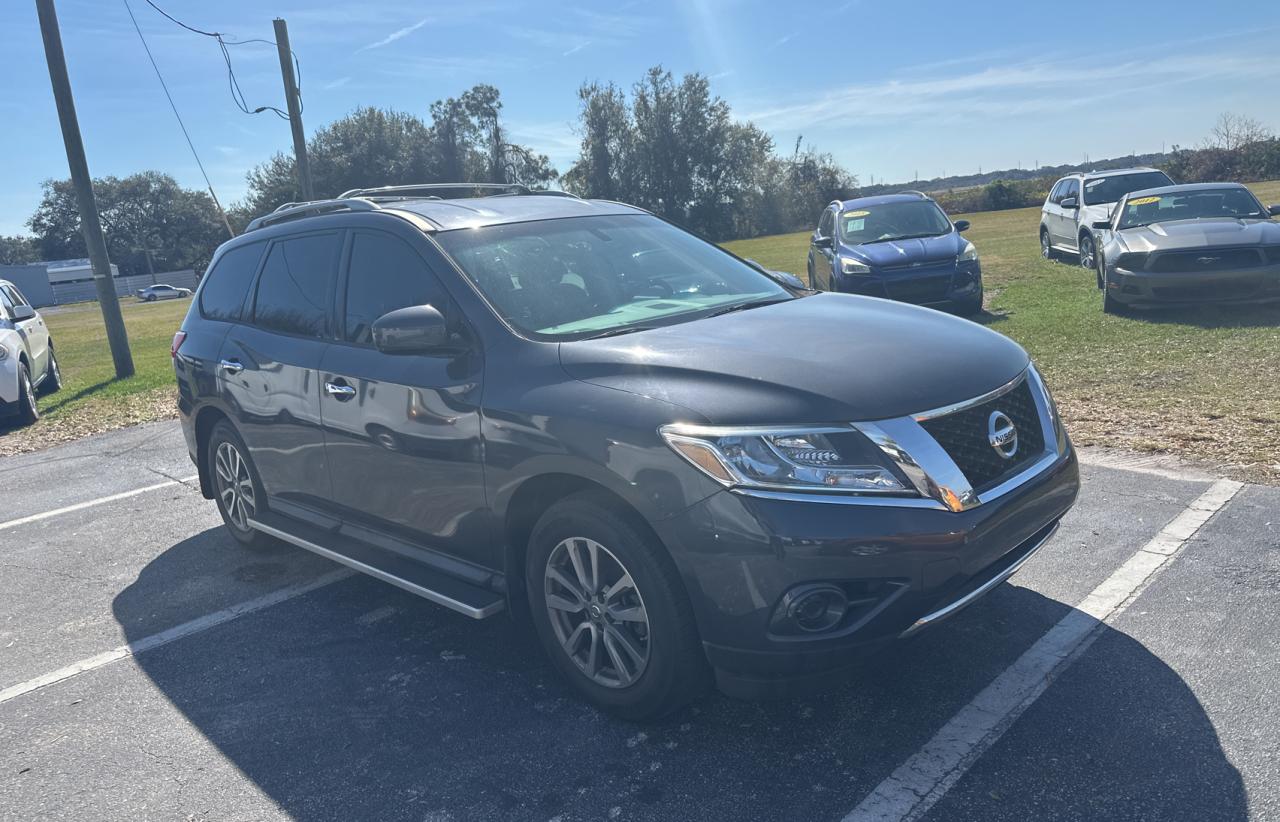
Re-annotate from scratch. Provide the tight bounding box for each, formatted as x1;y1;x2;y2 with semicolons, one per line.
0;297;190;455
725;180;1280;483
5;182;1279;481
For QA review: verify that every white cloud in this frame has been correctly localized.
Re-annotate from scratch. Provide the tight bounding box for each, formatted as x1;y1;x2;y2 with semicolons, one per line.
357;18;429;52
323;76;352;91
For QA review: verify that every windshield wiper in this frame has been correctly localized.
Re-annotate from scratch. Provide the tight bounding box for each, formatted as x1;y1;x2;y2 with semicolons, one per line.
706;297;792;318
861;232;946;245
582;325;658;340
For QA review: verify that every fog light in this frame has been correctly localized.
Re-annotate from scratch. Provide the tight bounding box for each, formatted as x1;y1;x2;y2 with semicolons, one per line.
784;584;848;633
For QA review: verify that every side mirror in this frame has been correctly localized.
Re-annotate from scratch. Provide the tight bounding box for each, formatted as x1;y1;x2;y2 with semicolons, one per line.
372;304;450;354
813;235;833;249
1091;220;1112;230
953;220;970;233
10;304;36;321
745;258;806;291
1060;196;1079;210
1269;204;1280;217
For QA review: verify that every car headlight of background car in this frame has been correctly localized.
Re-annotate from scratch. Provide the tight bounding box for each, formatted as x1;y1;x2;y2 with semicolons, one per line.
660;424;907;493
840;256;872;275
958;241;979;263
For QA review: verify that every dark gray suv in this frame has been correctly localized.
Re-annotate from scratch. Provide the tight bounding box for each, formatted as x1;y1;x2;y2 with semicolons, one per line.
174;184;1079;719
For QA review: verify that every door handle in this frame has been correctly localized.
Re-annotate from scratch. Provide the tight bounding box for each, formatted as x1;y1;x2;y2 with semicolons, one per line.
325;380;356;400
218;358;244;375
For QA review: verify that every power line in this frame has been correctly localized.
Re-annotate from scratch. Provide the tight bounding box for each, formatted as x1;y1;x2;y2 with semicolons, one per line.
122;0;234;238
141;0;301;120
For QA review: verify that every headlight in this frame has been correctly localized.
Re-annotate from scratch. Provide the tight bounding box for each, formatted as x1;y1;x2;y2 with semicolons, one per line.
958;241;978;263
660;424;907;494
840;256;872;275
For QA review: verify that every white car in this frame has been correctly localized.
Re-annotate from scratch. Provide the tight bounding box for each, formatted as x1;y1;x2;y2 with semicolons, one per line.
136;284;192;302
0;280;60;426
1039;168;1174;270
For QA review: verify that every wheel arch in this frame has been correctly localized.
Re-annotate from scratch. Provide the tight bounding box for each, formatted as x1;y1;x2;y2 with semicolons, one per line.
193;405;233;499
501;472;674;619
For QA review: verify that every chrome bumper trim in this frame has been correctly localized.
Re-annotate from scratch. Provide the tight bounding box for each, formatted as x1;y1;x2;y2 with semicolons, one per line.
899;521;1059;638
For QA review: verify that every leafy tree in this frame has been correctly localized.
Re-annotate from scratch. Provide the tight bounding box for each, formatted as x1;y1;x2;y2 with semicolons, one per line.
0;235;39;265
243;89;556;216
566;67;853;240
26;172;226;276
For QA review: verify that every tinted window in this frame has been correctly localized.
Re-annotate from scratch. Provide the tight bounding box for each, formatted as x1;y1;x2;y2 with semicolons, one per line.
4;284;29;307
252;233;342;337
1117;187;1267;229
200;242;265;322
0;286;13;318
1083;171;1174;205
839;200;952;244
1048;181;1066;203
1064;180;1080;201
818;210;834;237
344;233;447;345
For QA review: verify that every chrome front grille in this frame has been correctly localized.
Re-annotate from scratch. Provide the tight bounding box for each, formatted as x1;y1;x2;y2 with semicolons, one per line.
917;379;1045;493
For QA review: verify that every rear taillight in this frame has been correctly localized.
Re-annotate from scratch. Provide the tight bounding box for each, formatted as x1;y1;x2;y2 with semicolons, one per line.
171;330;187;359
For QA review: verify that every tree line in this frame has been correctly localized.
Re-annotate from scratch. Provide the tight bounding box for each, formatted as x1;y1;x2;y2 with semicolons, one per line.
1;69;1275;274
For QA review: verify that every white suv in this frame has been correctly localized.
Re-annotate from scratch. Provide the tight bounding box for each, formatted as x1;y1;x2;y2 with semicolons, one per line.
0;280;60;426
1039;168;1173;269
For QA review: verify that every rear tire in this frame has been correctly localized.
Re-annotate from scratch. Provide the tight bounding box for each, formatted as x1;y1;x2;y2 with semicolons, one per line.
525;493;710;720
207;420;273;549
1039;228;1053;261
1103;286;1127;315
15;363;39;426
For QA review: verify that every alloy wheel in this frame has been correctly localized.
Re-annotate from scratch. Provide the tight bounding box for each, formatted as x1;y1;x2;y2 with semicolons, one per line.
214;441;256;531
1079;235;1096;270
544;537;651;688
1040;231;1051;259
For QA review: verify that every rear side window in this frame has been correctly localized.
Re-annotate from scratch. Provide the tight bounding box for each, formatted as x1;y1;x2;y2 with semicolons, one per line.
818;210;835;237
200;242;265;322
252;232;342;338
343;232;447;345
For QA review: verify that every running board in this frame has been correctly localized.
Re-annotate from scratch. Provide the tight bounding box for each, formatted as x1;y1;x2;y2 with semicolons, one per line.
247;511;505;619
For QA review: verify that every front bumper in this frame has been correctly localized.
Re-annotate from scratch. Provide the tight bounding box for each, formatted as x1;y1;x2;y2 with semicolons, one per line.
1108;263;1280;306
652;445;1079;697
835;260;981;308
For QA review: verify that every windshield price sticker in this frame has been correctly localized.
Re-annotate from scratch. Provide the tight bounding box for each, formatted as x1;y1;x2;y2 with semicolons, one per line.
1128;196;1161;206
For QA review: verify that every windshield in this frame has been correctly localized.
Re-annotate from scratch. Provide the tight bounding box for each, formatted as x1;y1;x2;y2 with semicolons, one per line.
434;214;790;340
1117;188;1266;229
1082;171;1173;205
838;200;953;244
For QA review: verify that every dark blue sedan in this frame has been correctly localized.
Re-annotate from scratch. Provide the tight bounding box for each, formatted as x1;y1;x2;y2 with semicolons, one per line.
807;191;983;314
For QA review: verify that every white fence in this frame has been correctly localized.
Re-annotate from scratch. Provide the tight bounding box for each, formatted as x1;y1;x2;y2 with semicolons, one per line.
49;270;198;306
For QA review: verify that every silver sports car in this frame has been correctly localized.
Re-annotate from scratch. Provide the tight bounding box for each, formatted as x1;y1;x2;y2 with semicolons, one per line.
1091;183;1280;313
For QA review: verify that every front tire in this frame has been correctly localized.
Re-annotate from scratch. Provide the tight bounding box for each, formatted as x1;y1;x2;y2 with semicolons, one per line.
1039;227;1053;261
525;493;709;720
14;363;39;426
1078;233;1096;270
207;420;273;549
38;346;62;396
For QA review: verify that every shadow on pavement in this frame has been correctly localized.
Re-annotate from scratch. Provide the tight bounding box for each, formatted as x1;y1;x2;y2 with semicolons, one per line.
113;533;1246;822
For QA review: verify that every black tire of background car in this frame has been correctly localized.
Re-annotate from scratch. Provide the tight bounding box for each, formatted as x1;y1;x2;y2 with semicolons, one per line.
1078;234;1095;270
1095;253;1106;290
37;347;61;396
1103;281;1127;315
525;492;711;721
207;419;275;550
955;293;984;316
16;363;39;426
1039;228;1054;261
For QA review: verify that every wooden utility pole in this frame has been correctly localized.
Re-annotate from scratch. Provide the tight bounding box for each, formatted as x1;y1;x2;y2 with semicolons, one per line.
35;0;133;378
272;18;313;202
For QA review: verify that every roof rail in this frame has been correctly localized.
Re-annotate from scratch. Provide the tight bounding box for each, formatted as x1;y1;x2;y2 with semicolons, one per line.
897;189;928;198
245;198;381;232
337;183;580;200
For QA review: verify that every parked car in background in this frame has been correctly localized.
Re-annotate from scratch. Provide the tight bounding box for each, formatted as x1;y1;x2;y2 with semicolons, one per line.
1092;182;1280;314
1040;168;1174;269
137;284;192;301
175;184;1077;719
0;279;60;426
807;192;983;314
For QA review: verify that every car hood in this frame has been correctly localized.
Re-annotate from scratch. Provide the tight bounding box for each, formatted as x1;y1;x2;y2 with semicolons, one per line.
1117;218;1280;251
558;293;1029;424
844;233;963;267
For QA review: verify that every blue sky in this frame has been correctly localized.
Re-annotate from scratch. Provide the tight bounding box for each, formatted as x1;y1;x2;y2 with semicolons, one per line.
3;0;1279;235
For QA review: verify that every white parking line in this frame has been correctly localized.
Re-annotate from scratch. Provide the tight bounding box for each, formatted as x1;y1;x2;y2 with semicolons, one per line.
844;478;1243;822
0;474;200;532
0;568;353;706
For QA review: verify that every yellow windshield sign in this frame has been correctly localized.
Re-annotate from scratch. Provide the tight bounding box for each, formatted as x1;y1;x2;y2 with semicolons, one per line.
842;210;871;218
1128;196;1161;206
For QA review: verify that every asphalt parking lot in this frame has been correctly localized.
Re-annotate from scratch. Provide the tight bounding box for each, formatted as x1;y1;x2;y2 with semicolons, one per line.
2;422;1277;821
